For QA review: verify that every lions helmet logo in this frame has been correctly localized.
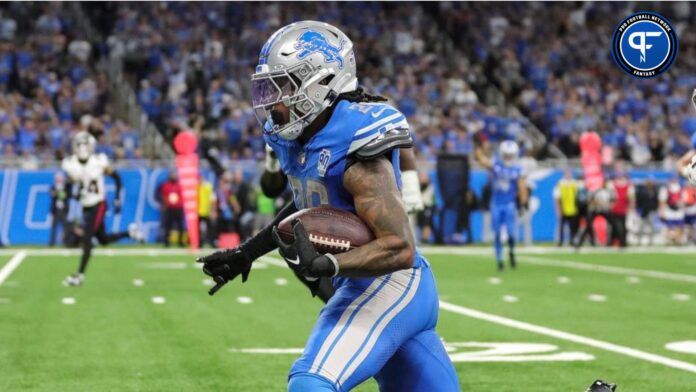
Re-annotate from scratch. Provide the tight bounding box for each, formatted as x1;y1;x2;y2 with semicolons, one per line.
295;30;345;69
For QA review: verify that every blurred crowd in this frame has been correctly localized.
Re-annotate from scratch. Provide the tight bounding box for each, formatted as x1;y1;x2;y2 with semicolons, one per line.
103;2;530;166
0;3;143;165
436;2;696;165
3;2;695;167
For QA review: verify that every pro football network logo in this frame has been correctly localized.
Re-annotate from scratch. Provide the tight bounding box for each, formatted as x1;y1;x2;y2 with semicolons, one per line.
611;12;678;78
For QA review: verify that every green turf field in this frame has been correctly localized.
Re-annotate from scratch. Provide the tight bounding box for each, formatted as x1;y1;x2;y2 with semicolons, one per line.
0;247;694;391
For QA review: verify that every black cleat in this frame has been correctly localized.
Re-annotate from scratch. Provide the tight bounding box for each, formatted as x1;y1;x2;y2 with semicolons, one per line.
586;380;616;392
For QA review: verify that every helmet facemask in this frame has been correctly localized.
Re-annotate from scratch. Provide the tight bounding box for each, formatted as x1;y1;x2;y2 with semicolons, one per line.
251;21;358;141
499;141;520;166
73;132;96;161
252;63;319;141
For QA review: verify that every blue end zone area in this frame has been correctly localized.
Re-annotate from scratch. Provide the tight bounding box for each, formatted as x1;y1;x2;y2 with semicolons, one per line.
0;167;682;245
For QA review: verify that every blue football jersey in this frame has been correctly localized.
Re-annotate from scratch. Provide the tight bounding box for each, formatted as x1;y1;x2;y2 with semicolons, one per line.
265;100;407;212
265;100;426;269
490;158;523;206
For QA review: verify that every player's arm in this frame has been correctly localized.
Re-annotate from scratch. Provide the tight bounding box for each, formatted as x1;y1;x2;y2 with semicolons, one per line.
197;201;298;295
680;91;696;180
335;157;416;277
272;157;416;279
474;145;493;170
678;150;696;179
399;147;423;213
60;160;77;201
518;176;529;207
105;166;123;213
260;144;288;198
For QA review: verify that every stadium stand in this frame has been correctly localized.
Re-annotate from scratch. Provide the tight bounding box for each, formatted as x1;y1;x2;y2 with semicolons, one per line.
0;2;144;165
435;2;696;164
102;2;533;165
3;2;694;166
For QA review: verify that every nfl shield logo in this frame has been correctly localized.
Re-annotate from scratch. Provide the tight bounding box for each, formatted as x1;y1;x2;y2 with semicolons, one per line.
318;149;331;177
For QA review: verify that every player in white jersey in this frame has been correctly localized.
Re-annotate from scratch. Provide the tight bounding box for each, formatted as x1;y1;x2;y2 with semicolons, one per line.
61;131;143;286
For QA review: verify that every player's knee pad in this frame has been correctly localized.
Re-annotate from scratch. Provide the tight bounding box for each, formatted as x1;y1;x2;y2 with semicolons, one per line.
288;373;337;392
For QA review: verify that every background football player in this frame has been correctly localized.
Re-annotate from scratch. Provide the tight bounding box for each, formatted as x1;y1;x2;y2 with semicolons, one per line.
476;140;528;271
678;88;696;184
62;131;143;286
198;21;459;391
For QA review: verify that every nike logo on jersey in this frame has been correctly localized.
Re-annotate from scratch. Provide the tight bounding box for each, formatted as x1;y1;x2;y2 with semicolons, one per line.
370;107;388;118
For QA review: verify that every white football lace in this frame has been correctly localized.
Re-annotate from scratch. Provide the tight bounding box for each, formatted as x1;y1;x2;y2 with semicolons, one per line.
308;234;351;252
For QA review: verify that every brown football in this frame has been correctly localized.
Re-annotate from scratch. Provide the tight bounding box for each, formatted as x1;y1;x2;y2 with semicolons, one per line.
277;206;375;254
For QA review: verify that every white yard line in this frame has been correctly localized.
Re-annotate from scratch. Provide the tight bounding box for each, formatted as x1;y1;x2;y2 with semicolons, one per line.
1;245;696;257
0;250;27;285
419;247;696;283
0;248;212;257
254;255;696;374
1;249;693;284
439;301;696;374
421;245;696;255
1;247;692;373
520;256;696;284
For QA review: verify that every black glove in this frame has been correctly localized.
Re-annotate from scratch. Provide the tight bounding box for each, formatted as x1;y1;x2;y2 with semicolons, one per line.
272;219;338;279
113;199;122;215
196;248;252;295
586;380;617;392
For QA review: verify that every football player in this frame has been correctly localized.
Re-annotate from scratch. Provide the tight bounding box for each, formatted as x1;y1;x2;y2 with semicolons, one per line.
678;88;696;184
198;21;458;391
62;131;143;286
475;140;528;271
260;125;423;303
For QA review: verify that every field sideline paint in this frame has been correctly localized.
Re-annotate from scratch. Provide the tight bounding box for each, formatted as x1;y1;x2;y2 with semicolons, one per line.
0;250;27;285
439;301;696;374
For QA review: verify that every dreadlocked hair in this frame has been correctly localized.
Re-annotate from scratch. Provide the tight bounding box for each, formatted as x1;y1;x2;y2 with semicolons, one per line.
336;87;388;103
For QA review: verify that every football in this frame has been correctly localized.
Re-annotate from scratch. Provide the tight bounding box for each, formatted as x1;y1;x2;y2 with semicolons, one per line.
277;206;375;254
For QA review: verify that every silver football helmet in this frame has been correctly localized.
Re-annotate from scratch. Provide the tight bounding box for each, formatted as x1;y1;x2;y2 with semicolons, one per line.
73;131;96;161
499;140;520;165
251;20;358;140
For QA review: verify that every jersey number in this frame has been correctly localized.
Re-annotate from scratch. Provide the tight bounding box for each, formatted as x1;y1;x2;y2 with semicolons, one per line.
79;179;99;197
287;176;328;209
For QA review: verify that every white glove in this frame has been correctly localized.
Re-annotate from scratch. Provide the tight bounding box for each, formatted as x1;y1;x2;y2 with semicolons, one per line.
264;144;281;173
401;170;424;213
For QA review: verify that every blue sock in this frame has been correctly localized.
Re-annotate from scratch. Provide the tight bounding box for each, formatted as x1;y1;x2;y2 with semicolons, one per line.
494;232;503;265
